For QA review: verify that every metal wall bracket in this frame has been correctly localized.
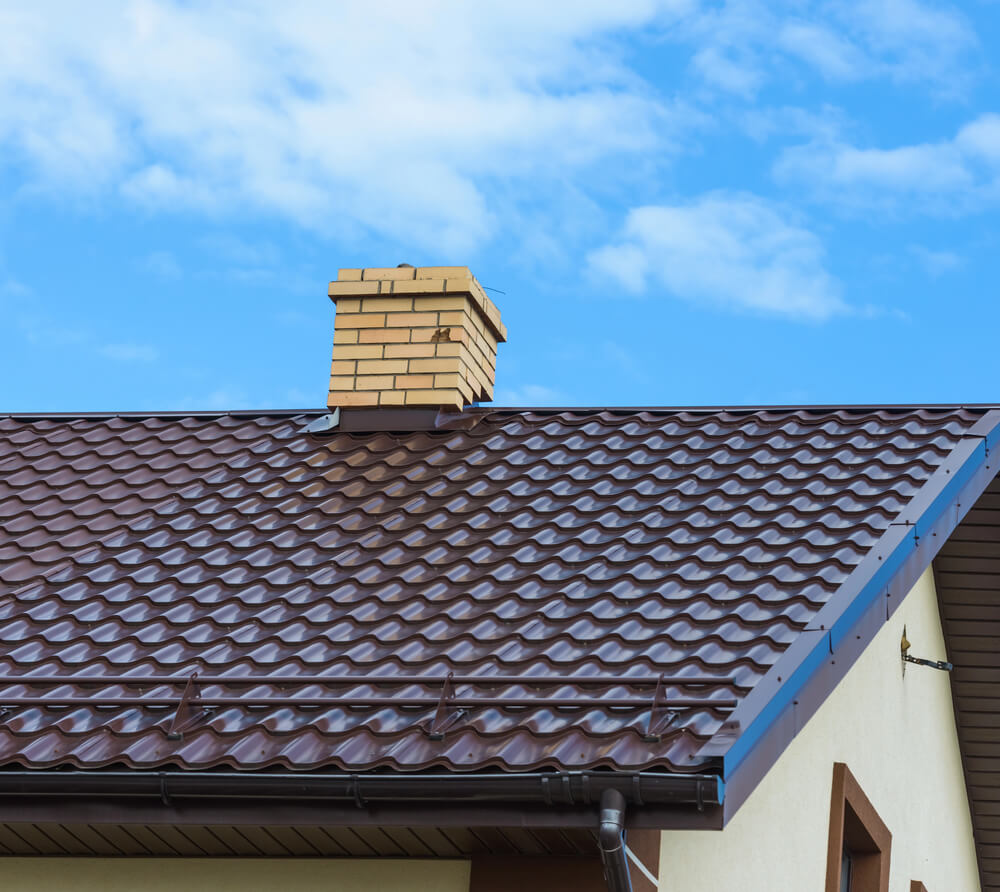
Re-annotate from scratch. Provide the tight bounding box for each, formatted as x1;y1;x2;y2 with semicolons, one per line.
901;626;953;673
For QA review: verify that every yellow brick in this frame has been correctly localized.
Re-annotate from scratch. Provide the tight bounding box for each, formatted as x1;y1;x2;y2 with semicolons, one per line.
457;374;476;403
462;338;488;369
333;329;359;345
387;312;438;328
330;360;356;376
435;342;462;358
395;374;435;388
409;358;459;374
384;343;436;359
404;388;464;410
483;302;503;339
473;330;493;356
337;268;363;281
464;307;494;343
498;321;508;341
361;297;413;312
443;273;476;294
357;359;408;375
331;344;384;360
437;311;465;327
392;278;446;294
335;299;362;314
460;354;489;387
417;266;469;279
464;359;494;400
358;328;410;344
460;350;487;381
354;374;394;390
329;280;379;297
412;296;468;312
328;376;357;391
362;266;417;281
435;371;472;396
335;313;386;329
379;390;406;406
329;391;380;408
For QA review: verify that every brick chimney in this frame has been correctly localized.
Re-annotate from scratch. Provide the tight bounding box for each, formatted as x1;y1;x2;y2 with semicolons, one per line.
327;266;506;411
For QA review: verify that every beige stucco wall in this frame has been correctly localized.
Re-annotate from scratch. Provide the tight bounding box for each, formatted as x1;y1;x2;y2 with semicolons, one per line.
0;857;470;891
659;566;980;892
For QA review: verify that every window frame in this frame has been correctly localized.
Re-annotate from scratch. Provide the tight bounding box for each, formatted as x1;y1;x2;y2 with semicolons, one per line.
824;762;892;892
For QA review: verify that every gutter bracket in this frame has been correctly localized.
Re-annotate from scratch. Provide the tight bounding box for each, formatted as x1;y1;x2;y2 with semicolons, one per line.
167;672;204;740
424;672;466;740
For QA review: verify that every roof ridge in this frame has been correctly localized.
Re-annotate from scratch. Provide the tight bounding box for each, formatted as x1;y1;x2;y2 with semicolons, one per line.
1;403;997;422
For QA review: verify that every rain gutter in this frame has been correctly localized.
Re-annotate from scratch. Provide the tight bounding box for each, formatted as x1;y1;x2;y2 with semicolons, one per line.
0;768;723;811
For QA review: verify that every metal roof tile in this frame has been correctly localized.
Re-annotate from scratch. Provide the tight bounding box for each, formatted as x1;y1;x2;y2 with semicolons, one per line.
0;406;987;771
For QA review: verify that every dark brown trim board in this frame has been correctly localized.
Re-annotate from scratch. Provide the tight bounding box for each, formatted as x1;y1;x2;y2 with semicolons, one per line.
625;828;660;892
825;763;892;892
910;882;929;892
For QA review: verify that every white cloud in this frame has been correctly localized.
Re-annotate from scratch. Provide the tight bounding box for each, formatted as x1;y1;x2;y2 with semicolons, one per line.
778;142;971;193
839;0;977;88
774;113;1000;211
956;113;1000;164
200;234;280;267
691;46;762;95
910;245;963;276
587;193;846;321
777;23;868;81
0;1;691;255
140;250;182;279
1;277;30;297
674;0;976;95
120;164;219;210
16;316;88;346
100;343;160;362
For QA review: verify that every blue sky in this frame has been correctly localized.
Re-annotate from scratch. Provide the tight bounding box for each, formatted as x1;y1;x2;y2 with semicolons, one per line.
2;0;1000;412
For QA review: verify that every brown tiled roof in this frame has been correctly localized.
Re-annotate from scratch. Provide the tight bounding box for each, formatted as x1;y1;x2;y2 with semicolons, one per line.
0;406;986;773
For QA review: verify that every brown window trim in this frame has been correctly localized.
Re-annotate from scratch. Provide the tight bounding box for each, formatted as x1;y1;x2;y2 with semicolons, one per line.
825;762;892;892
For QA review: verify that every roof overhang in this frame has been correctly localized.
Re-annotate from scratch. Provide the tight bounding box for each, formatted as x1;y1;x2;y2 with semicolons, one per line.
700;409;1000;828
933;473;1000;891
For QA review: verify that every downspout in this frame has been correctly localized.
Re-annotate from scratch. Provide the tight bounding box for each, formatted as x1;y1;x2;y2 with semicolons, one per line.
599;787;631;892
